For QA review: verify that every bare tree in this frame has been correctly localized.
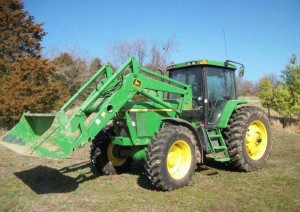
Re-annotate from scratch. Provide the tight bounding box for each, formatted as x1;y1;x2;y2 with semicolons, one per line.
132;39;147;65
108;37;177;70
109;41;133;67
149;41;160;69
260;73;279;87
89;57;102;74
237;78;257;96
148;38;176;71
52;52;103;96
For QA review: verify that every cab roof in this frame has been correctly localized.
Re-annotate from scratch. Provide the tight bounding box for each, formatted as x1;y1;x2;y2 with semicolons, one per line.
166;59;237;70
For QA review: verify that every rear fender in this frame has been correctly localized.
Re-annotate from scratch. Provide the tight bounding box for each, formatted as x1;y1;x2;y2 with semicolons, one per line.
218;99;248;128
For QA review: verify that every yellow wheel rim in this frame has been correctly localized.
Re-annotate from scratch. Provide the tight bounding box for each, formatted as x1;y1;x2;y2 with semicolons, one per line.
245;120;268;160
107;143;127;167
167;140;192;180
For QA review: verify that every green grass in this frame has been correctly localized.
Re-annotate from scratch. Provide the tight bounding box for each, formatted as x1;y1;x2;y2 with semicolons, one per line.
0;125;299;211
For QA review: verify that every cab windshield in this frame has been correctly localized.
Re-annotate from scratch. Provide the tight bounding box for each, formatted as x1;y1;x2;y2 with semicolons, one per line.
169;66;203;106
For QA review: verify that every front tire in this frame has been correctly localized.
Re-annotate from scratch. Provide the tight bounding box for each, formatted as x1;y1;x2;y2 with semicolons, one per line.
224;106;271;172
90;125;132;175
145;125;197;191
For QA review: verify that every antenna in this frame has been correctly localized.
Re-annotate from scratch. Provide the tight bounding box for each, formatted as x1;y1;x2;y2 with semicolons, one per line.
223;29;228;59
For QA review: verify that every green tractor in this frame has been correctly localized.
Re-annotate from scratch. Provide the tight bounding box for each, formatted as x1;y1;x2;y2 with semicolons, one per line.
1;57;271;191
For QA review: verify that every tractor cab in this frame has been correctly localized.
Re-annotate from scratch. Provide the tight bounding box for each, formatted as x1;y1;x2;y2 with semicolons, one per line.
167;60;239;126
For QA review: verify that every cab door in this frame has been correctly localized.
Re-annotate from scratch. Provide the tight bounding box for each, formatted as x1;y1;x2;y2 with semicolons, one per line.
205;66;237;125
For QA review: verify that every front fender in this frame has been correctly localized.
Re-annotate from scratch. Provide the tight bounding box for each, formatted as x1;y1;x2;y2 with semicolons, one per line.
162;118;204;164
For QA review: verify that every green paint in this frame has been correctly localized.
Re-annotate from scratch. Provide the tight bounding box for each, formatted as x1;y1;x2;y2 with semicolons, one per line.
131;147;147;161
1;112;74;158
218;99;248;128
205;128;230;162
1;56;250;165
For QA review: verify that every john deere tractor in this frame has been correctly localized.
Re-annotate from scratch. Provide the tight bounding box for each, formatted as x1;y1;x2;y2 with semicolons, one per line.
1;57;271;191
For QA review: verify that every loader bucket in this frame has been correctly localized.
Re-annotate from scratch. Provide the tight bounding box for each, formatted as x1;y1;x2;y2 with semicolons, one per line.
0;112;75;158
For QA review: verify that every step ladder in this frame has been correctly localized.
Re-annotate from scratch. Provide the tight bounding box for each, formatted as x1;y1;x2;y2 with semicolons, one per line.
205;128;230;162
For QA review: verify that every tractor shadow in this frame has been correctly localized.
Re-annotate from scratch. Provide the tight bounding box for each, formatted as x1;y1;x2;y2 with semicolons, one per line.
199;156;236;172
127;162;156;190
13;160;154;193
14;161;99;194
14;158;236;193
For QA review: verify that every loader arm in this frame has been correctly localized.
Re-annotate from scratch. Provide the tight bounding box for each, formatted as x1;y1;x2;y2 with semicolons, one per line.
1;57;192;158
69;57;192;148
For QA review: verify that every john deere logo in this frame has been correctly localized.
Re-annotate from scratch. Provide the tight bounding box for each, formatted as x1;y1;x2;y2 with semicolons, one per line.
133;78;141;88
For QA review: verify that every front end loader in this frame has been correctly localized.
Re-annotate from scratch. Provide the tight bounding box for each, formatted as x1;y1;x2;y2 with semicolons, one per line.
1;57;271;191
2;57;191;158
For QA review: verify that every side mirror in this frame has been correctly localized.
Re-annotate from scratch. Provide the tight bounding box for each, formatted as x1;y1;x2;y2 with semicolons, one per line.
238;66;245;78
225;60;245;78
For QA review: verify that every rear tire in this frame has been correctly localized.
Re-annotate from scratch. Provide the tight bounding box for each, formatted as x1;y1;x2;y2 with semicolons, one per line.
223;106;271;172
145;125;197;191
90;125;132;175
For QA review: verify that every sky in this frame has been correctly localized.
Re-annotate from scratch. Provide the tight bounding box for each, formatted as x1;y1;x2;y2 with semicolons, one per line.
23;0;300;82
